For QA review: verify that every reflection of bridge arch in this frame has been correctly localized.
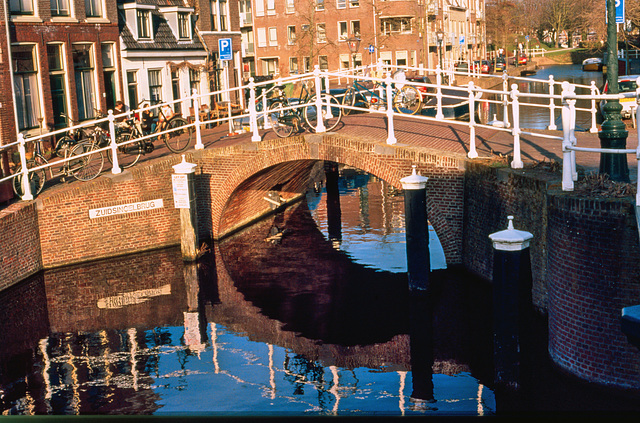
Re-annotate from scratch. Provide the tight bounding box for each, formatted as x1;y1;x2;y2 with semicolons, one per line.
207;134;465;265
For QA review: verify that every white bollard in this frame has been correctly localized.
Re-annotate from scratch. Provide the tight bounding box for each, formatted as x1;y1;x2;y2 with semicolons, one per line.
561;81;574;191
510;84;523;169
107;110;122;174
313;66;326;133
385;72;397;145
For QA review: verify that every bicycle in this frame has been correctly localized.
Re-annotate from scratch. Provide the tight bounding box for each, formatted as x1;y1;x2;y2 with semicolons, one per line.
107;101;194;169
12;132;105;197
266;81;342;138
52;113;94;158
342;70;422;115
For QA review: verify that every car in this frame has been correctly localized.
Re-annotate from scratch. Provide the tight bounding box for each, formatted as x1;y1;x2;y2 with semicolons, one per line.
480;60;494;74
599;74;640;119
454;61;469;72
495;57;507;72
518;55;528;65
406;75;435;102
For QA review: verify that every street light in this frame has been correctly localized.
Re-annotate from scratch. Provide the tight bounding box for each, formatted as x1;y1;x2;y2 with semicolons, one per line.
436;30;444;71
598;0;629;182
347;37;361;70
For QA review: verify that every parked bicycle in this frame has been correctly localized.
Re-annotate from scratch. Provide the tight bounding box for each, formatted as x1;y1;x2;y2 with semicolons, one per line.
342;70;422;115
13;132;105;197
266;81;342;138
107;101;193;169
52;113;95;158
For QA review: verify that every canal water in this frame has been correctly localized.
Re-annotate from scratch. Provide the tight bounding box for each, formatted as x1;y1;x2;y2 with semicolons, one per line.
2;167;640;416
478;64;606;131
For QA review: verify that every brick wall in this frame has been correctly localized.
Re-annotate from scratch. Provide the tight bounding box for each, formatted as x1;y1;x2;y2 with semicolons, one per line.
463;162;553;312
547;196;640;388
0;202;41;291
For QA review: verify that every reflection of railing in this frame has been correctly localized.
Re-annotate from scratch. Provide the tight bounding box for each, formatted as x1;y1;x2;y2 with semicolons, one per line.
2;62;638;203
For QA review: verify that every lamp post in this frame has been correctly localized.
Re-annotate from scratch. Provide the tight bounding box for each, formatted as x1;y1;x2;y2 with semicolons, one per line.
347;36;361;70
598;0;629;182
436;30;444;71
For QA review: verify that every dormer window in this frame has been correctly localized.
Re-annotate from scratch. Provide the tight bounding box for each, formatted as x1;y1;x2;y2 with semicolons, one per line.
178;12;190;39
137;10;151;39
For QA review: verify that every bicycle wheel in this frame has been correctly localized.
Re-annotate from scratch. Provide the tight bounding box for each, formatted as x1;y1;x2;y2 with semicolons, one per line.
12;157;47;197
163;117;193;153
304;94;343;132
106;131;142;169
268;101;294;138
54;135;75;158
69;141;104;182
342;87;357;116
393;86;422;115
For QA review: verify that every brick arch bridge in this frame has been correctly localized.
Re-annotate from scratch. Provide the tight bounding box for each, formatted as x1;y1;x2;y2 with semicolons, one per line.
201;133;466;265
30;132;467;269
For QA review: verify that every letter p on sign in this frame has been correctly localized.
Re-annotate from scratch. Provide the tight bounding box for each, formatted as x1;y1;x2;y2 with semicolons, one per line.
219;38;232;61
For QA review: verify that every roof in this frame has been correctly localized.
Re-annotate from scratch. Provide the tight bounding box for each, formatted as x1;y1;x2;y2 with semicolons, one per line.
118;0;205;52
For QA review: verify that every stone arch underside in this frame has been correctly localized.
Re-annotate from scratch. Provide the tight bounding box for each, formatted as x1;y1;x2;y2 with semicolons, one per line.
199;134;466;266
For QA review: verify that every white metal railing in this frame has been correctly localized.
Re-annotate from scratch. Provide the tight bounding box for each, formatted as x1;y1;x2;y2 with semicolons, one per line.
2;64;638;203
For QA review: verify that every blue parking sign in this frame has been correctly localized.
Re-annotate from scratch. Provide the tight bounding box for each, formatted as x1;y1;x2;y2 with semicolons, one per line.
616;0;624;24
219;38;232;61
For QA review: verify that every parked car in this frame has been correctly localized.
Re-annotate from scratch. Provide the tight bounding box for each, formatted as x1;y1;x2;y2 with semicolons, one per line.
600;74;640;119
406;75;435;102
480;60;494;74
518;55;528;65
454;61;469;72
495;57;507;72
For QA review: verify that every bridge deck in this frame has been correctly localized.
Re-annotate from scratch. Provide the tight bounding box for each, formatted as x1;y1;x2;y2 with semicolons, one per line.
208;113;639;178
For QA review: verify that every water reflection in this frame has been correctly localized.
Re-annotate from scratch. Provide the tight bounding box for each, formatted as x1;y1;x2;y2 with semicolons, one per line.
0;171;495;416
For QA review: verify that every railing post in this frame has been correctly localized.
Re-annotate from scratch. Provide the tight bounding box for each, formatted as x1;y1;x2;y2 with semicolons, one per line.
510;84;523;169
17;133;33;200
385;72;397;145
567;83;578;181
502;73;510;128
589;81;598;133
548;75;557;130
313;65;326;133
261;88;271;130
435;65;444;120
468;81;478;158
322;70;334;119
561;81;574;191
249;77;261;142
193;89;204;150
107;110;122;174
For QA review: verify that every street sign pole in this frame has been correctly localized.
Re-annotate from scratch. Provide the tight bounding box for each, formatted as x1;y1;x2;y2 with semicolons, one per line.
218;38;233;133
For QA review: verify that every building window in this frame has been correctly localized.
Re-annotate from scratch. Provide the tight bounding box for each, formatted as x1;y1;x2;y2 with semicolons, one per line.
285;0;294;13
257;27;267;47
211;0;229;32
381;17;412;35
340;54;349;70
13;44;41;130
9;0;34;15
72;44;95;121
316;0;324;11
303;56;310;72
319;55;328;70
127;71;138;110
396;50;407;66
289;57;298;74
85;0;102;17
171;70;181;114
137;10;151;39
268;27;277;46
47;44;67;129
338;21;347;40
336;0;346;8
178;12;190;39
262;58;278;75
266;0;275;15
317;23;326;43
50;0;69;16
101;43;116;111
350;20;360;37
148;69;162;106
189;69;200;95
287;26;296;45
349;0;358;7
